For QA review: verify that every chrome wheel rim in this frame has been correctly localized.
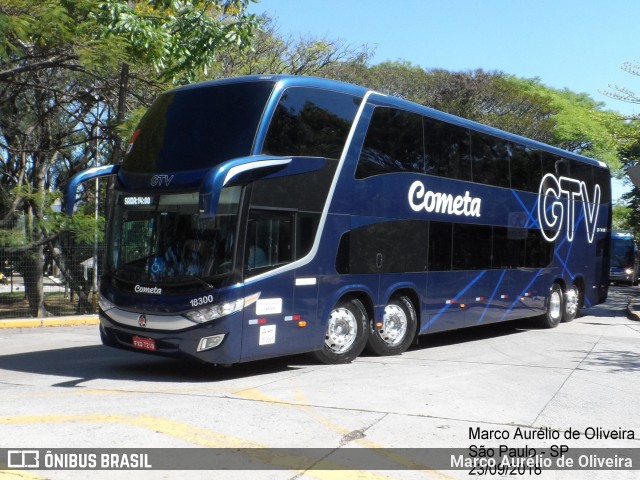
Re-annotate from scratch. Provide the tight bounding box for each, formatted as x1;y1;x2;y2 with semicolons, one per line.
325;308;358;353
565;287;578;316
549;290;562;320
377;304;408;346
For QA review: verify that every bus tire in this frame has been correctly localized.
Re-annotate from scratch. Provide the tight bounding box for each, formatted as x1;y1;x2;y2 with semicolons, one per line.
540;283;563;328
367;295;417;356
313;298;369;364
562;284;580;322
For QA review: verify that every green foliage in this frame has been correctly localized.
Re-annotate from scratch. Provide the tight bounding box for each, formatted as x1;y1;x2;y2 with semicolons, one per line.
612;203;633;232
212;14;372;79
94;0;260;83
347;63;626;172
506;77;624;170
64;214;106;245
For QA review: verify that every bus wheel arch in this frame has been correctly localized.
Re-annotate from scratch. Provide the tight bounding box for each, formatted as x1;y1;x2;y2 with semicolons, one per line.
366;290;419;356
313;293;371;364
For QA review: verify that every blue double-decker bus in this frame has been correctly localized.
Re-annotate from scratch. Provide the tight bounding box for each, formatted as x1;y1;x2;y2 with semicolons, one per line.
65;75;611;365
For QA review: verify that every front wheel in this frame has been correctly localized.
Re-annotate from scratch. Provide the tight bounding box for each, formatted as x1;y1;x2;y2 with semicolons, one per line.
313;298;369;364
366;296;417;356
540;283;563;328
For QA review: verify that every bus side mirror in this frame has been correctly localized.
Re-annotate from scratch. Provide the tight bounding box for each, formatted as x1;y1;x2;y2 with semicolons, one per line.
64;165;120;216
199;156;326;218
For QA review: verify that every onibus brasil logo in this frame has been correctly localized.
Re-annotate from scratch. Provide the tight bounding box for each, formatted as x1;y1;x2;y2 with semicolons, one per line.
407;174;601;244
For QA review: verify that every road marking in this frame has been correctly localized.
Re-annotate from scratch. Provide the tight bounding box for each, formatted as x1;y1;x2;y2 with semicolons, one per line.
0;415;400;478
236;388;454;479
0;471;44;480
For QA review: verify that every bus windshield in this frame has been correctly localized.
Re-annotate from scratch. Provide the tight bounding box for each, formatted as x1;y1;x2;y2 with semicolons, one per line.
612;237;635;266
106;187;242;290
122;81;275;173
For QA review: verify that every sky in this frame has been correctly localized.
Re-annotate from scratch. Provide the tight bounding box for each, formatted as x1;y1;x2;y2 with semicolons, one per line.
249;0;640;200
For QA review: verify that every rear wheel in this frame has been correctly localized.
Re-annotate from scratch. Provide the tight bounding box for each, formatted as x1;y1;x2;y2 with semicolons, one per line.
562;284;580;322
540;283;563;328
367;296;417;356
313;298;369;364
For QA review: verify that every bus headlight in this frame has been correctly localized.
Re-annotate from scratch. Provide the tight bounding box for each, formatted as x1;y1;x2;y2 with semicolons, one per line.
99;295;115;312
625;268;634;275
184;299;245;323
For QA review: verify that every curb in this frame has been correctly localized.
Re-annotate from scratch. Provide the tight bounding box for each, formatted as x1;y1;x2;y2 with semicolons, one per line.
0;315;99;329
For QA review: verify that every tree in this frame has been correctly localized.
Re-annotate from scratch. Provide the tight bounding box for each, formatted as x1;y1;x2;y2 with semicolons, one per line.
612;203;633;231
603;61;640;107
0;0;259;316
213;15;372;78
508;77;625;170
344;62;626;170
340;61;558;143
613;122;640;240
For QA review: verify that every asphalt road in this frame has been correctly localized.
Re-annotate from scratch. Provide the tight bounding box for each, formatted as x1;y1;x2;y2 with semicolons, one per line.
0;286;639;479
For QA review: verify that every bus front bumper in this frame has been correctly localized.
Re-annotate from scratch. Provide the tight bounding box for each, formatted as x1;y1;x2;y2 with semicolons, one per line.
98;310;242;365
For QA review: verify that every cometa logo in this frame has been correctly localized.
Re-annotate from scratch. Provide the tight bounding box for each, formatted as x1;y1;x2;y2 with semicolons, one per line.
408;180;482;217
134;285;162;295
538;173;600;244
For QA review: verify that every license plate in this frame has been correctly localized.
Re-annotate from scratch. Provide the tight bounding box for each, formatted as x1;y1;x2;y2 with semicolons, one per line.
132;336;156;351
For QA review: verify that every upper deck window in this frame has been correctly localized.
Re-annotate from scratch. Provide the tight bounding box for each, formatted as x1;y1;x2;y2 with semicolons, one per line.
263;87;362;159
123;81;275;173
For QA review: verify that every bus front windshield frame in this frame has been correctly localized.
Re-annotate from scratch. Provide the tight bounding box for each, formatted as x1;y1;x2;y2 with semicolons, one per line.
106;187;242;291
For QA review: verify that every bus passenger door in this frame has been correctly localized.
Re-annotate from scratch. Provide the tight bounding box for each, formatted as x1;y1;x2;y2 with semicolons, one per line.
239;209;298;362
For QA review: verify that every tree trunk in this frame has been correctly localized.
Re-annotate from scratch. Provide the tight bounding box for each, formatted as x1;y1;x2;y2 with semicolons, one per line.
23;152;49;318
105;62;130;223
21;246;46;317
49;238;93;314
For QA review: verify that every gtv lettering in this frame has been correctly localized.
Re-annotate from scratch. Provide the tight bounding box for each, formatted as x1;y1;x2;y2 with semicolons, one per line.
538;173;601;243
150;174;174;186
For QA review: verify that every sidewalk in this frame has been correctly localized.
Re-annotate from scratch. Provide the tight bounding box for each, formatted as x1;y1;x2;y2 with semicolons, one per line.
0;314;99;329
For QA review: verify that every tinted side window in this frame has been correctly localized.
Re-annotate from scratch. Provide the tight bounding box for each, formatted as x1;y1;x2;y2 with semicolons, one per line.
356;108;424;178
569;160;593;191
492;226;525;269
244;210;293;274
424;118;471;182
470;132;511;188
428;221;453;271
263;87;361;159
452;224;493;270
249;163;337;264
336;221;553;274
593;167;611;203
524;229;554;268
335;220;428;274
511;145;542;192
493;226;553;269
542;153;567;178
